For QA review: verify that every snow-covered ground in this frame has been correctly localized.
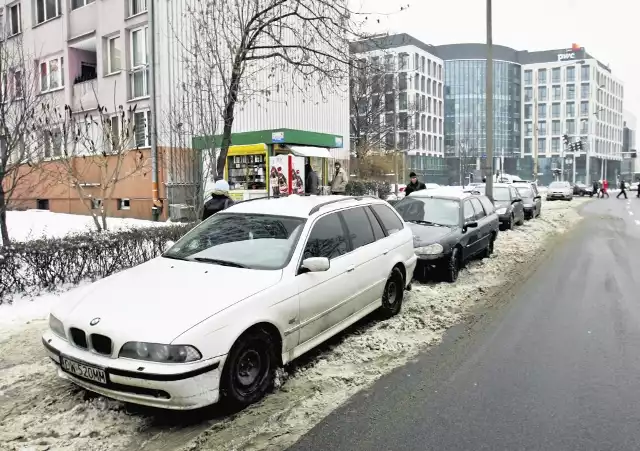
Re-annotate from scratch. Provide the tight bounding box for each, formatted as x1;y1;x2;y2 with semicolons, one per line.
0;198;590;451
5;210;167;242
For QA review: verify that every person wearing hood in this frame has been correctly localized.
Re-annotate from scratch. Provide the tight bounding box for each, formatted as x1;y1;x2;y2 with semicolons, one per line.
330;162;348;195
405;172;426;197
305;162;319;195
202;179;234;221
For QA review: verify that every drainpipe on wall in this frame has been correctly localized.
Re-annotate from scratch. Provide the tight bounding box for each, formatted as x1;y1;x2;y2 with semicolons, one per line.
149;0;160;221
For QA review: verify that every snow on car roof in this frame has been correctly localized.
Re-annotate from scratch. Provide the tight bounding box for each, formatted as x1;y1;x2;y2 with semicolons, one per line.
224;195;386;218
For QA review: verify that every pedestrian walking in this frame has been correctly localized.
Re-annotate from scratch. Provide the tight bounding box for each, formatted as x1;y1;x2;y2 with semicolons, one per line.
591;180;599;198
305;161;319;195
405;172;427;196
330;162;348;195
202;179;235;220
617;179;628;199
602;179;610;198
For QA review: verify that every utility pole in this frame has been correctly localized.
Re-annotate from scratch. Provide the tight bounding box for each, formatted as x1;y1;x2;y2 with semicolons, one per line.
485;0;494;201
149;0;160;221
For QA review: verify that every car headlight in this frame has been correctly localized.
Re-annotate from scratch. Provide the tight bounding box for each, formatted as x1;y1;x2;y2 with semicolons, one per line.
119;342;202;363
415;243;444;255
496;207;507;214
49;314;66;339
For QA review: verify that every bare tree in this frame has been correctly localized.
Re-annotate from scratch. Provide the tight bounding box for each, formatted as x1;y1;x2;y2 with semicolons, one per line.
349;56;421;179
175;0;381;180
42;102;149;232
0;36;52;244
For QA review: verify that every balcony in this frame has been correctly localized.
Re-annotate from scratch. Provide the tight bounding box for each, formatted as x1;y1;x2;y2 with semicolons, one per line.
72;77;98;111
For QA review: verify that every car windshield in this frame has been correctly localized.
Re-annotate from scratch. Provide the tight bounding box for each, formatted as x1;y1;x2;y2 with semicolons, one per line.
550;182;569;189
491;187;512;202
394;197;460;227
516;186;533;198
163;213;306;270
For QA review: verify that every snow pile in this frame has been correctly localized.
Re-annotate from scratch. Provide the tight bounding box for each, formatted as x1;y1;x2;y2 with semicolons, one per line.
5;210;168;243
0;198;589;451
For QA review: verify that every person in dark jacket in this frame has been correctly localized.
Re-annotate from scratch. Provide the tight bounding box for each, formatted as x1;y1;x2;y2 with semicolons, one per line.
617;179;628;199
405;172;426;197
305;162;319;195
202;179;234;220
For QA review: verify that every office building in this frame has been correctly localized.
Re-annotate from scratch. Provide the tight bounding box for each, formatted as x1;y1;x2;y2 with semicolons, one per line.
350;34;448;183
622;110;637;178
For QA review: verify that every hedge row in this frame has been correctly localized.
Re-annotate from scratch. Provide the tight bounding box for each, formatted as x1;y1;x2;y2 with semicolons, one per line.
345;180;392;199
0;223;195;304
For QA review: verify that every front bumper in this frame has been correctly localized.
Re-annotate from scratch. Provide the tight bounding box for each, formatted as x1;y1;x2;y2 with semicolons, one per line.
405;254;418;287
42;331;224;410
546;193;571;200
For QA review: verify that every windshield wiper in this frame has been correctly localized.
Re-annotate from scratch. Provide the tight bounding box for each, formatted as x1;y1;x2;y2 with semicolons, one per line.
409;220;446;227
163;254;188;261
192;257;248;268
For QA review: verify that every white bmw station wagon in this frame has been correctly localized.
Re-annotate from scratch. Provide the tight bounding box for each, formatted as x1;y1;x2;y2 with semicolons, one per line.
42;195;417;410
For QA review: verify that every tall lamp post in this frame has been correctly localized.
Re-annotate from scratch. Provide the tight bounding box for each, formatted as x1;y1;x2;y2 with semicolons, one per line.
485;0;494;201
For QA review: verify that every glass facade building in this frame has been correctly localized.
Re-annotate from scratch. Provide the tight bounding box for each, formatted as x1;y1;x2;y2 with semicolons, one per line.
443;60;522;181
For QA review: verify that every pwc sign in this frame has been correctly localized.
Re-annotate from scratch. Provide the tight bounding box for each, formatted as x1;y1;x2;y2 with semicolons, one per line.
558;52;576;61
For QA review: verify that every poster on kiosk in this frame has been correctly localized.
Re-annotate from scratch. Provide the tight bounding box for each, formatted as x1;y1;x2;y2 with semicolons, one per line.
269;155;305;196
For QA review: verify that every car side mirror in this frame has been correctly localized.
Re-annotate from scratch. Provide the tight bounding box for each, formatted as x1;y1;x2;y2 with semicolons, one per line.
163;241;175;253
464;221;478;229
300;257;330;274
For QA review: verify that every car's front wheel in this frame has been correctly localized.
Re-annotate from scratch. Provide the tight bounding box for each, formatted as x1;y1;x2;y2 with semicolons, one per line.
220;327;277;410
380;266;405;318
442;247;461;283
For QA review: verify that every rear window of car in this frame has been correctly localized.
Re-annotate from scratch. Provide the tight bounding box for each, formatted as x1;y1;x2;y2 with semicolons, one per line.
371;204;404;235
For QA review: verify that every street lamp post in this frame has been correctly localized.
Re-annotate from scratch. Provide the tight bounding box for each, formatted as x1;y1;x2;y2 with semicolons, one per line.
485;0;494;201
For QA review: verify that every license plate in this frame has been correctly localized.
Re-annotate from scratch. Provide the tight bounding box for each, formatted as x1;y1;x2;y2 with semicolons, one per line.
60;356;107;385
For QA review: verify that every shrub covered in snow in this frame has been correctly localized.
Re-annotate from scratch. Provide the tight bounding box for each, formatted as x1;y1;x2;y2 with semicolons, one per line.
0;223;195;303
345;180;391;199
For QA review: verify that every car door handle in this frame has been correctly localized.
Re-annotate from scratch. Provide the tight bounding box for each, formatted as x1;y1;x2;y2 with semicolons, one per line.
382;249;389;255
346;266;355;273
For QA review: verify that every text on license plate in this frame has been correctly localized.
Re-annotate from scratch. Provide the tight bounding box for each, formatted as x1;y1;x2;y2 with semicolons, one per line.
60;356;107;384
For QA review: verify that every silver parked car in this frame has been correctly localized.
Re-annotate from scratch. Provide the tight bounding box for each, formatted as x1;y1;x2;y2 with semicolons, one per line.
515;183;542;219
546;181;573;201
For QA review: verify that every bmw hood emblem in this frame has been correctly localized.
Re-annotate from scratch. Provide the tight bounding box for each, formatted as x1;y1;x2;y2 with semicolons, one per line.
89;317;101;326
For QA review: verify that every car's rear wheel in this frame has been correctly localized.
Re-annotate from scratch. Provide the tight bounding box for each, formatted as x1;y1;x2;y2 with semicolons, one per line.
220;327;277;410
443;247;461;283
482;233;496;259
380;267;405;318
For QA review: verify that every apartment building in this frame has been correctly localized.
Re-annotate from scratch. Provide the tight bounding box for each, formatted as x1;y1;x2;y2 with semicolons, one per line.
521;46;624;184
5;0;350;219
350;34;447;183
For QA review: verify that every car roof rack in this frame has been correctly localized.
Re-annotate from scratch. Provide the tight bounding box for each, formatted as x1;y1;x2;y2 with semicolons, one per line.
308;195;379;215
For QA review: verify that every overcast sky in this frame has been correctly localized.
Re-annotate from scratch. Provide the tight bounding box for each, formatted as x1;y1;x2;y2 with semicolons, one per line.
357;0;638;125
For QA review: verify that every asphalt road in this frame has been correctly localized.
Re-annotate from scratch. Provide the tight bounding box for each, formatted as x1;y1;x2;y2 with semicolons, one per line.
289;197;640;451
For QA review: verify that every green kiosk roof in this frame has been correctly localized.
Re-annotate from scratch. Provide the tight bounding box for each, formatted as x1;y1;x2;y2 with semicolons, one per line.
192;128;344;150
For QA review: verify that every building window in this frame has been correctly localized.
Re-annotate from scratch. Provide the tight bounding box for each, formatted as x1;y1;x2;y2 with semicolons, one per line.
524;70;532;85
91;198;103;210
384;55;394;71
566;84;575;100
399;73;407;90
421;56;425;73
552;137;560;153
580;120;589;134
524;87;532;102
399;53;409;70
538;69;547;84
524;104;532;120
524;138;532;154
128;0;147;16
538;103;546;119
117;198;131;210
413;53;419;71
580;101;589;117
399;92;407;110
41;127;62;158
552;85;561;101
39;56;64;92
107;36;121;74
421;75;425;92
524;122;532;137
72;0;95;10
552;68;561;83
581;65;590;81
35;0;61;24
566;66;575;83
538;138;546;153
427;59;431;75
538;86;547;101
539;121;547;136
413;73;419;90
552;103;560;118
552;120;561;135
566;102;575;117
8;3;21;35
580;83;589;99
566;119;576;135
106;115;120;151
133;110;150;147
130;26;149;98
426;80;431;95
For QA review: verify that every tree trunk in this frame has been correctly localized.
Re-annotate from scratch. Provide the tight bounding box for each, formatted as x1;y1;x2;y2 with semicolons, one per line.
0;185;9;245
216;62;243;180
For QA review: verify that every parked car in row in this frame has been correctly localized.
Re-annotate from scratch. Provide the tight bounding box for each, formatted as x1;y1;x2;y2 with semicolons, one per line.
514;182;542;219
466;183;525;230
394;188;499;282
546;181;573;201
43;195;417;411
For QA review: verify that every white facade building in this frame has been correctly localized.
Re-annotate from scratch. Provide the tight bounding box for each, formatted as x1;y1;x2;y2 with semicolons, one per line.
521;47;624;182
351;37;445;158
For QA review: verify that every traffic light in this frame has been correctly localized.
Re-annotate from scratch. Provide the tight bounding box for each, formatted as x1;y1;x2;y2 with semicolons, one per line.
562;134;570;145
